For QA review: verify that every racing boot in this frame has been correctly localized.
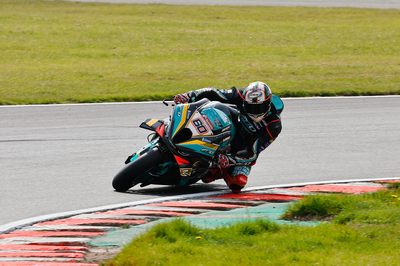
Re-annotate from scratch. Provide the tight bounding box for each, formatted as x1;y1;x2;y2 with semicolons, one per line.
223;166;250;193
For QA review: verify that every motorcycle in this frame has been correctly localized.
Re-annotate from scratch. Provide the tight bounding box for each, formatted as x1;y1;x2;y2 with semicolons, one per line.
112;98;238;192
112;95;283;192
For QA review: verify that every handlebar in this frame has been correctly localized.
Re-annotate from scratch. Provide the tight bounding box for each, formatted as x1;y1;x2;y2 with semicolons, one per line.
163;99;175;106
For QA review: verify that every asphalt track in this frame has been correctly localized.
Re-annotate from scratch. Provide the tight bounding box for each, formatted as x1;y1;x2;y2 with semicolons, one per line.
1;96;400;227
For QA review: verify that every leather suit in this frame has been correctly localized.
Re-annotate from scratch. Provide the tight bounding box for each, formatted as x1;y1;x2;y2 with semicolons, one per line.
185;87;283;192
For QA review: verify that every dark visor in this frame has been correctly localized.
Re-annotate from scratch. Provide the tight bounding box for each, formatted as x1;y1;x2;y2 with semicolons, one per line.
244;102;270;115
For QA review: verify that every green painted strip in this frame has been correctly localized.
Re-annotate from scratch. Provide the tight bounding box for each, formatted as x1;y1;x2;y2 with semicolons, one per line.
90;203;319;247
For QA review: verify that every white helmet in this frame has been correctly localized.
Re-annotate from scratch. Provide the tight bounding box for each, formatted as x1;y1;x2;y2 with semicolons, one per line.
240;81;272;123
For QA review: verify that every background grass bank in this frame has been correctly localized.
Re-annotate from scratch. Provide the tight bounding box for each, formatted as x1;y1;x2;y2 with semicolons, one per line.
1;0;399;104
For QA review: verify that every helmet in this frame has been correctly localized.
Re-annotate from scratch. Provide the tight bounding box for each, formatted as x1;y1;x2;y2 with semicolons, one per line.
240;81;272;123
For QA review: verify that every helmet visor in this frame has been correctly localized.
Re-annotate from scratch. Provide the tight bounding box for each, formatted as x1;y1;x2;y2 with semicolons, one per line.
244;101;270;117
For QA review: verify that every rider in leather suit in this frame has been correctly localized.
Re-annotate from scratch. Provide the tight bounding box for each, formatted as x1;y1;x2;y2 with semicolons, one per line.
174;81;283;192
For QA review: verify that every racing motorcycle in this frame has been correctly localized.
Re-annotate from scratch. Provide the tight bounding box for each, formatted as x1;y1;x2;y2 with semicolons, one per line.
112;96;283;192
112;98;237;192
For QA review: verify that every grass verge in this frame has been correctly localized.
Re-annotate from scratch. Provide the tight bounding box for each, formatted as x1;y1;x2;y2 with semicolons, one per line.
282;188;400;224
1;0;400;104
101;186;400;265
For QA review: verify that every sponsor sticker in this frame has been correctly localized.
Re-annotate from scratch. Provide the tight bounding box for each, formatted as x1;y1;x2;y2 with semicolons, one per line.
202;115;214;130
202;138;212;143
201;148;214;156
248;90;262;98
180;168;192;177
146;119;158;127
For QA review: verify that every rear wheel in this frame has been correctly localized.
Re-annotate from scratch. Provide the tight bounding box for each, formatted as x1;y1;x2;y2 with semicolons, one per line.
112;148;165;192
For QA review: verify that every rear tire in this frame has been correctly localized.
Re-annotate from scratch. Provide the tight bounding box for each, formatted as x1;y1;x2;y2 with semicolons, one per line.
112;148;165;192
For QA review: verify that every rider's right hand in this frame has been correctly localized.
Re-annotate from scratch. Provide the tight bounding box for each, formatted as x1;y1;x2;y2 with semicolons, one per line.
174;93;190;104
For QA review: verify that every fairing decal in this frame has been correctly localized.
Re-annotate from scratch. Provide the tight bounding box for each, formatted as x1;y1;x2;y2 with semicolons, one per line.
174;155;190;165
176;140;218;157
172;104;189;138
177;140;219;150
156;124;165;136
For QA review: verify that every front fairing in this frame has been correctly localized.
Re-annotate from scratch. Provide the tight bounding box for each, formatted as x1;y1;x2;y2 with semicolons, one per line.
128;139;159;162
131;100;237;186
167;100;235;161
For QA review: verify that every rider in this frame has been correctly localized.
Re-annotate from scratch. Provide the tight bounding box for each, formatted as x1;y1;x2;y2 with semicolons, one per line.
173;81;283;193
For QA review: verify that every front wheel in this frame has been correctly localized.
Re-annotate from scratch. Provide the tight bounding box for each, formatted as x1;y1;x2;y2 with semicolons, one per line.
112;148;165;192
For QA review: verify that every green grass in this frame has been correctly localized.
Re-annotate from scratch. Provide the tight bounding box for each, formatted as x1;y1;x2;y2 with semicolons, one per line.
102;187;400;265
282;189;400;224
1;0;400;104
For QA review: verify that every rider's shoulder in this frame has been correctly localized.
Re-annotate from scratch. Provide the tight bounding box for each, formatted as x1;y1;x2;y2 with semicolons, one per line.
264;104;282;125
271;94;284;115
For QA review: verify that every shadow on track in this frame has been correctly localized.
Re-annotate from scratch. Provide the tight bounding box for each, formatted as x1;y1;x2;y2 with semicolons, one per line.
114;183;229;197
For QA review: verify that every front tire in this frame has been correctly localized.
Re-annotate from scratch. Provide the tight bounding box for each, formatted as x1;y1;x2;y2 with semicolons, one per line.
112;148;165;192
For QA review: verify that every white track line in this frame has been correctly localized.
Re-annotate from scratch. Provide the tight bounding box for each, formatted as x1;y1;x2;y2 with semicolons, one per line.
1;95;399;108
